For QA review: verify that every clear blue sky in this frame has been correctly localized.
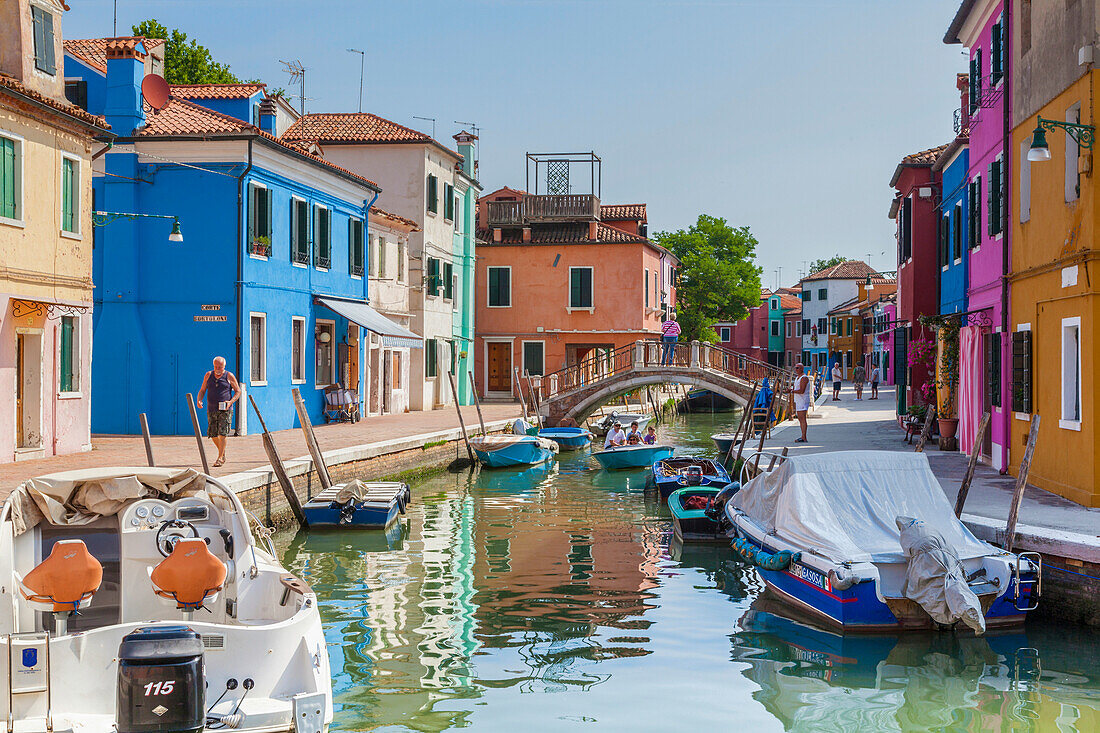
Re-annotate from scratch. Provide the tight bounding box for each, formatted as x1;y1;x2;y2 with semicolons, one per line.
67;0;966;287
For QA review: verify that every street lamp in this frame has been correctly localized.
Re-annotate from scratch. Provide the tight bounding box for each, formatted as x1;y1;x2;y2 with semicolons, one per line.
347;48;365;113
1028;116;1095;161
93;211;184;244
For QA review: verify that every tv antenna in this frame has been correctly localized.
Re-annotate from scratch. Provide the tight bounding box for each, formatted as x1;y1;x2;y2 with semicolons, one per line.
279;59;307;115
412;116;436;138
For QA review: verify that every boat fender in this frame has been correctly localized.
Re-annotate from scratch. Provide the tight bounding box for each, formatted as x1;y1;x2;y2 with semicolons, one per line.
828;568;859;590
757;550;800;571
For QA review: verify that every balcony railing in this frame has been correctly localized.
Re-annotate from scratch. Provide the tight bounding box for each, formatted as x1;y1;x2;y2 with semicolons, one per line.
486;194;601;227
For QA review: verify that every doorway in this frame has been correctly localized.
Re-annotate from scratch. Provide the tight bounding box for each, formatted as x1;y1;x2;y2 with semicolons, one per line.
382;349;392;414
16;332;43;449
486;342;511;393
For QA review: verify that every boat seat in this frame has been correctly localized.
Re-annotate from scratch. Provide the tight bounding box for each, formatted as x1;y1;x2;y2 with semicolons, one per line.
20;539;103;613
151;538;227;612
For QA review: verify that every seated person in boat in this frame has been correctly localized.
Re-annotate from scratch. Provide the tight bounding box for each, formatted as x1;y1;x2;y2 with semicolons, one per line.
625;421;643;444
643;426;657;444
604;422;627;447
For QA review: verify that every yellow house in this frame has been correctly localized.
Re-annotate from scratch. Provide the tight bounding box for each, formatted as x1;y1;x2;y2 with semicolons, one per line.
0;0;111;461
1009;5;1098;505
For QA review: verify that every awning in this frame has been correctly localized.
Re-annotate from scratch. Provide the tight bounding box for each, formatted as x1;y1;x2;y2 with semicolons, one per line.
315;296;423;349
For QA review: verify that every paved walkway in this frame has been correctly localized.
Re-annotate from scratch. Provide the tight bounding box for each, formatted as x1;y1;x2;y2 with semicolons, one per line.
758;385;1100;550
0;403;523;498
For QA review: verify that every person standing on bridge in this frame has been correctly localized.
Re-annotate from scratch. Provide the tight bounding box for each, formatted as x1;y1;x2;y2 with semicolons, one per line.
792;363;812;443
661;312;681;365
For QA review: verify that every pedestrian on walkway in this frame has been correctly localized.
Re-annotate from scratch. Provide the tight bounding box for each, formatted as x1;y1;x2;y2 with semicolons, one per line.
853;363;866;400
792;363;811;443
870;365;880;400
831;362;843;401
661;312;681;365
197;356;241;468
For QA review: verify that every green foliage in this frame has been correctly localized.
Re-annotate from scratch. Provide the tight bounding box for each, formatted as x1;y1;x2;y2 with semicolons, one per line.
807;255;848;275
654;215;763;343
422;439;448;450
132;19;241;85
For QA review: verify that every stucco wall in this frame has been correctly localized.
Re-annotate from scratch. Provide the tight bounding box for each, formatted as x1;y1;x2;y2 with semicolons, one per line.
0;0;66;102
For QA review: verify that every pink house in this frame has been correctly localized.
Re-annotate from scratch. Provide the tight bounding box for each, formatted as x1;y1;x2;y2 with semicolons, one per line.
714;290;770;361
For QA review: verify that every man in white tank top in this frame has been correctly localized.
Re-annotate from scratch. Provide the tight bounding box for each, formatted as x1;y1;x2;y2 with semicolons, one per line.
792;363;812;443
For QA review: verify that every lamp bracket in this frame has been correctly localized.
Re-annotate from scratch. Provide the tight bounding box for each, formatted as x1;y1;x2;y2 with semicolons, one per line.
1037;117;1096;149
93;211;178;226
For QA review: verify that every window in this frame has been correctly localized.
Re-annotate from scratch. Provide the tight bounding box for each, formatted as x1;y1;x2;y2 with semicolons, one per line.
488;266;510;307
425;338;438;378
801;319;809;335
645;269;650;308
968;48;982;114
987;332;1001;407
829;318;837;335
817;288;827;300
1011;329;1032;414
291;198;309;264
719;327;731;342
426;257;440;296
939;214;950;268
426;174;438;214
396;239;405;283
802;290;811;302
249;313;267;384
969;176;982;247
523;341;544;376
313;205;330;268
1020;139;1032;223
795;321;802;338
316;321;335;385
1021;0;1032;55
443;261;454;300
952;203;962;260
58;315;78;393
900;197;912;260
348;219;364;276
770;298;779;309
31;6;56;75
988;156;1004;236
248;183;271;256
569;267;593;309
1066;104;1082;202
786;351;792;366
817;317;827;333
291;317;306;383
60;155;78;234
378;236;386;278
770;320;780;337
0;133;21;221
785;322;792;338
847;318;853;337
444;182;455;220
64;79;87;110
990;16;1004;85
1061;318;1082;427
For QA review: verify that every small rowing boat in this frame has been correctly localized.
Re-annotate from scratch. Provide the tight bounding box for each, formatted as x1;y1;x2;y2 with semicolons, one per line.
592;444;673;469
471;435;559;468
302;480;411;528
668;483;739;542
711;433;739;455
538;427;594;450
651;457;732;498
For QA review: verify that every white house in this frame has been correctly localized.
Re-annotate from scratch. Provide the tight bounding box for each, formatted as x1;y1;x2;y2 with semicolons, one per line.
367;207;418;415
798;260;880;374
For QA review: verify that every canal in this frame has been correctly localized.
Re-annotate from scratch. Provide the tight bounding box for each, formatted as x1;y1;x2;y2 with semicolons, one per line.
276;412;1100;731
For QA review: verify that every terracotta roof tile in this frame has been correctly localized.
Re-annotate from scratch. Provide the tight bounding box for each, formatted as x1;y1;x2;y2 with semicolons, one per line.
777;294;802;310
802;260;881;282
600;203;646;221
135;98;378;189
901;144;949;166
170;83;266;100
0;73;110;130
370;207;420;232
64;37;165;74
282;113;432;144
475;222;651;245
827;295;863;315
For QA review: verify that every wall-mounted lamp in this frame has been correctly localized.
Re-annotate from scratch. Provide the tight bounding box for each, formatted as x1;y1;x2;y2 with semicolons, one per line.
1028;116;1095;161
93;211;184;244
316;330;332;344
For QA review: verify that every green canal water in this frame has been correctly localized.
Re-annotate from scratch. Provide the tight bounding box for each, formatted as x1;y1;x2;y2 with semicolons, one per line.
276;413;1100;731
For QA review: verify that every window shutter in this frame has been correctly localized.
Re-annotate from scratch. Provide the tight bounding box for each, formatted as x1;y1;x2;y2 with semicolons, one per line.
41;10;55;74
0;138;14;218
998;158;1006;231
248;185;256;241
988;332;1002;407
991;22;1001;83
985;164;994;236
969;56;977;112
61;158;73;232
1012;330;1032;413
261;188;270;239
59;318;74;393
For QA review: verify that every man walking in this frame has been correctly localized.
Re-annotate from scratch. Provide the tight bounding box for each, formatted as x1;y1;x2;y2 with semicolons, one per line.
661;312;681;365
852;363;866;400
197;356;241;468
792;363;811;443
831;361;843;401
870;365;881;400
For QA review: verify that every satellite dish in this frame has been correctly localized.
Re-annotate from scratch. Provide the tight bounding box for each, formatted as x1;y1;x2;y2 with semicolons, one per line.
141;74;170;111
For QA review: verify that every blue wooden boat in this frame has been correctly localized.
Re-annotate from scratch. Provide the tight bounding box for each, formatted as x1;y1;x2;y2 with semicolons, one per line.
470;435;558;468
668;483;739;542
538;427;594;450
725;451;1042;632
302;480;411;528
651;457;732;498
592;444;673;469
711;433;739;455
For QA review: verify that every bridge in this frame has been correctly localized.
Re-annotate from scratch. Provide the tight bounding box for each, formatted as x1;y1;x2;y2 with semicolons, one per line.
537;340;795;427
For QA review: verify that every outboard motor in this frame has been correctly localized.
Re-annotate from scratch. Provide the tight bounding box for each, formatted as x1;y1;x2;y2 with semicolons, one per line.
334;499;358;525
683;465;704;486
704;482;741;526
117;625;205;733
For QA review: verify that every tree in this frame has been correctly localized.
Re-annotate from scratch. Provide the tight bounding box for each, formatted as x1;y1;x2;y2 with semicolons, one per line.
654;215;763;343
132;20;241;85
807;255;848;275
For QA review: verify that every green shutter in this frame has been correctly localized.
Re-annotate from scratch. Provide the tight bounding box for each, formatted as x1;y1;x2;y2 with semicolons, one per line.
991;20;1003;83
59;317;74;393
41;10;55;74
426;338;438;378
0;137;14;219
444;262;454;299
427;175;438;213
998;157;1006;232
61;158;74;232
248;185;257;242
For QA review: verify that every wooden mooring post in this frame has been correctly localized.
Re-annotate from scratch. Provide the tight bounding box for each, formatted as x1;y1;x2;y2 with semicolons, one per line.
954;412;990;517
292;388;332;491
732;382;760;468
513;366;529;422
467;371;487;436
185;393;211;474
914;407;936;453
449;371;475;466
248;394;307;528
726;381;758;468
139;413;156;467
1005;415;1041;553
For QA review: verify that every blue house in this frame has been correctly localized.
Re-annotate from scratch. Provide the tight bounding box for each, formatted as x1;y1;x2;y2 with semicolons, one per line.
68;38;420;435
933;136;969;315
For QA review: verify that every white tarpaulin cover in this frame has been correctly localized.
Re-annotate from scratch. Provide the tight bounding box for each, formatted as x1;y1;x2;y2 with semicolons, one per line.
8;467;208;536
731;451;994;565
897;516;986;634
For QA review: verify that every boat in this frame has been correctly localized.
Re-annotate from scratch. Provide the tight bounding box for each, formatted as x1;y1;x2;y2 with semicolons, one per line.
470;434;558;468
711;433;740;455
587;412;652;436
668;483;739;542
592;444;673;469
651;457;732;498
302;479;411;528
537;426;594;450
0;467;332;733
724;451;1041;632
678;389;736;413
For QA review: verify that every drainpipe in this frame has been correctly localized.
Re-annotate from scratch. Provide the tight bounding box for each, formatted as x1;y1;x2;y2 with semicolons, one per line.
1000;1;1011;474
362;192;379;301
360;192;379;408
235;139;254;421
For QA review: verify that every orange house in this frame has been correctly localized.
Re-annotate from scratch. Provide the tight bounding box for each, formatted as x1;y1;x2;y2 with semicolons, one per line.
474;188;677;398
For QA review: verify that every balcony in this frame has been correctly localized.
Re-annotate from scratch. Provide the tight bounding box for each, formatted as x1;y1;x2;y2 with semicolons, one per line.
486;194;601;226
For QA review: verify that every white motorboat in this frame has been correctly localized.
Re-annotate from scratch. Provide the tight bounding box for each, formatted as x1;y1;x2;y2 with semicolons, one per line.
586;412;652;437
0;467;332;733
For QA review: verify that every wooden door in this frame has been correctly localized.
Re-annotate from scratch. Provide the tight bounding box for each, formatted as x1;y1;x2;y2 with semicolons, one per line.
15;335;24;447
347;325;360;390
487;343;511;392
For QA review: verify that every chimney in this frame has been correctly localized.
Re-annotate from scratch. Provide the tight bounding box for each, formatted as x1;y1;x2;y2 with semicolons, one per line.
258;95;277;135
522;227;531;242
588;221;598;240
956;73;969;132
453;130;478;179
105;38;148;136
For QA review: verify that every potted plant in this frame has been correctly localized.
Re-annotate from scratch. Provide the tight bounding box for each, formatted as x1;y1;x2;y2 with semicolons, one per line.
250;235;271;257
918;316;961;445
